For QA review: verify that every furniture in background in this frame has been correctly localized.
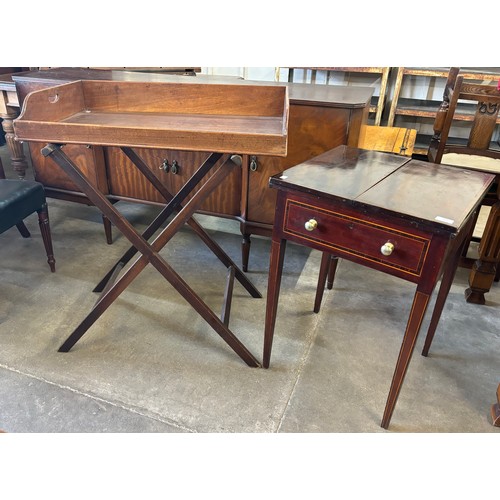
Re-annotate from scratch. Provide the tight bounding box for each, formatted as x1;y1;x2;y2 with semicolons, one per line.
263;145;494;429
358;125;416;156
387;67;500;155
0;175;55;272
427;68;500;305
14;79;291;366
0;68;28;75
0;74;29;179
1;68;372;272
283;67;390;125
47;67;201;75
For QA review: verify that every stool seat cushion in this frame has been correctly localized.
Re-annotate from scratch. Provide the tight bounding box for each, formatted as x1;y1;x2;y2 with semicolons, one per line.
0;180;46;234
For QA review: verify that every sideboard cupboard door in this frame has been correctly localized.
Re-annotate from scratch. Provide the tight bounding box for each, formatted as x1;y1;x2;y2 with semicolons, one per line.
28;143;108;194
246;104;353;227
104;147;242;216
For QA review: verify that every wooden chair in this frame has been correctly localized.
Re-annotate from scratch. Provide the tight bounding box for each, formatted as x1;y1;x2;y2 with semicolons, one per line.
426;68;500;307
0;156;56;272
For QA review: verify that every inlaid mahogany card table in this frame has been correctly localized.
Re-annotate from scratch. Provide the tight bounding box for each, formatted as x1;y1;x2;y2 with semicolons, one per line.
14;79;290;367
263;145;495;428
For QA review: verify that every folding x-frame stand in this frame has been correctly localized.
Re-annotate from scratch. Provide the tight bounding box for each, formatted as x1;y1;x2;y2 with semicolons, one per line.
43;144;262;367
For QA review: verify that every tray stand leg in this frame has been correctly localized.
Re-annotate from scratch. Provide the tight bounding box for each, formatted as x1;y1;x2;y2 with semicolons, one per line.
42;144;260;367
221;266;236;327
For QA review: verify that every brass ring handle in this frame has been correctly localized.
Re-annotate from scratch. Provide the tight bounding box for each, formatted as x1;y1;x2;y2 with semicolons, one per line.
304;219;318;232
380;242;395;256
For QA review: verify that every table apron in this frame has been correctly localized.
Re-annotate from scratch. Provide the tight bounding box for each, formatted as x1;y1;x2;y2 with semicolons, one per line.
274;194;456;285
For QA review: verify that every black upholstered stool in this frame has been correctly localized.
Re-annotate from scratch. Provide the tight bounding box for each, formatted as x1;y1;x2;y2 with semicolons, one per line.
0;179;55;272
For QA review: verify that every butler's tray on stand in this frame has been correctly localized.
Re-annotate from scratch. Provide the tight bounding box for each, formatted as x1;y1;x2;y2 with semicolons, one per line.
14;79;289;367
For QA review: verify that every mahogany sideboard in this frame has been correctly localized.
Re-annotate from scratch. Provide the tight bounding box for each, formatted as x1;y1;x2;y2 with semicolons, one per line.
1;68;372;270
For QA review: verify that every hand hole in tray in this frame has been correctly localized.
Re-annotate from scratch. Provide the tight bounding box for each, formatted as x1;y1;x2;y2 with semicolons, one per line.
48;93;59;104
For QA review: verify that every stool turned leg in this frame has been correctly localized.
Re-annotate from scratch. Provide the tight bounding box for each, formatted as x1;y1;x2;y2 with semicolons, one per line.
37;203;56;272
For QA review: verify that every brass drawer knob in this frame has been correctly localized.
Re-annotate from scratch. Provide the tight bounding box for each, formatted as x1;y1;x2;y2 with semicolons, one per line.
380;242;395;256
304;219;318;232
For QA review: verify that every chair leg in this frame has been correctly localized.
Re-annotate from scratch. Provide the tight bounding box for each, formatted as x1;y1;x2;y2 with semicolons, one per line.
16;221;31;238
37;203;56;272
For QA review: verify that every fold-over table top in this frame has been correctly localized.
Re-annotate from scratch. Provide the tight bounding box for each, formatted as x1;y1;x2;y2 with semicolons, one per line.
270;145;496;233
13;79;289;156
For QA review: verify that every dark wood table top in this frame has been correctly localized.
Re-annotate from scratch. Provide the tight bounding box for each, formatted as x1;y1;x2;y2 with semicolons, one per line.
9;68;373;109
270;145;496;233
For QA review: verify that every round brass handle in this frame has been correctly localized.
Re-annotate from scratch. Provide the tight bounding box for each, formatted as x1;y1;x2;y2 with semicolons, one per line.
304;219;318;232
380;242;395;256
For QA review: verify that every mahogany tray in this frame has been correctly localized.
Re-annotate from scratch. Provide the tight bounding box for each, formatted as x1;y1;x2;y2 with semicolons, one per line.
14;80;289;156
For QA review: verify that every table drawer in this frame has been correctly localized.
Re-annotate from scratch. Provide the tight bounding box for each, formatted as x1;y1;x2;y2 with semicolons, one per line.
284;199;431;277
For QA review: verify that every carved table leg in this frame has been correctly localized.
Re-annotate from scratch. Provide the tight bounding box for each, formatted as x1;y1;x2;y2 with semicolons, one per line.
465;201;500;304
0;108;29;179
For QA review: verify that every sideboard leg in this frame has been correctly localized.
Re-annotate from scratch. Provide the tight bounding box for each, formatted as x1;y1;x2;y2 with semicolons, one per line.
242;233;251;272
0;108;29;179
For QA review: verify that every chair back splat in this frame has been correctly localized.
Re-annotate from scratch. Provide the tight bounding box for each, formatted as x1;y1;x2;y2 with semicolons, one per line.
429;67;500;164
427;67;500;306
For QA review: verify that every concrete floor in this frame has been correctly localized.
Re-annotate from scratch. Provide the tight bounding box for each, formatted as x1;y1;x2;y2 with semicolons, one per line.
1;144;499;434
